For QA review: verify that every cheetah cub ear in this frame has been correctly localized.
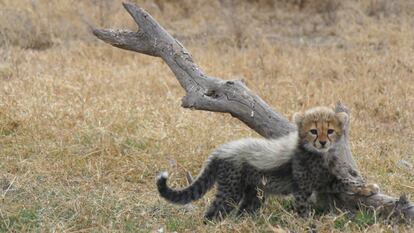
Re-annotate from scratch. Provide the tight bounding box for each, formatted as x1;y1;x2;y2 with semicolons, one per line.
292;112;303;126
335;112;349;129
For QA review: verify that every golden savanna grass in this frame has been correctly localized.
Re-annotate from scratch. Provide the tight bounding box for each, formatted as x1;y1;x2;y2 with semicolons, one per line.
1;0;413;232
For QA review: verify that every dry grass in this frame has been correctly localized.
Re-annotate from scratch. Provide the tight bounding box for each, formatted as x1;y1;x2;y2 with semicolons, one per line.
1;0;414;232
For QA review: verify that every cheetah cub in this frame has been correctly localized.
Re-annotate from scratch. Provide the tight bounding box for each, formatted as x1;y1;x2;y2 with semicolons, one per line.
290;107;379;216
156;106;379;220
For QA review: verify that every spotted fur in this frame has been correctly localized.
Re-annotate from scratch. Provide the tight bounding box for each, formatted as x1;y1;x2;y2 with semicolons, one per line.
156;106;379;220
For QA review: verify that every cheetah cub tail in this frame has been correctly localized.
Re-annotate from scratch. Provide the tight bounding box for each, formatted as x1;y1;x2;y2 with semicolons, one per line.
156;158;218;205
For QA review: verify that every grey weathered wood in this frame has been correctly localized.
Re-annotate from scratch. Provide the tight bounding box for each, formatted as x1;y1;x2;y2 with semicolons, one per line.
334;102;358;170
92;3;294;139
92;2;413;222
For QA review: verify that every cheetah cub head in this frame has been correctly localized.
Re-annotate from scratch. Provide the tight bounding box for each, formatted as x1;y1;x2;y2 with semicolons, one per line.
293;106;348;153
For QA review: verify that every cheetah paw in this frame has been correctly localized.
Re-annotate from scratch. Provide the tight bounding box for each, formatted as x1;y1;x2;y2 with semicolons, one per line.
357;183;380;196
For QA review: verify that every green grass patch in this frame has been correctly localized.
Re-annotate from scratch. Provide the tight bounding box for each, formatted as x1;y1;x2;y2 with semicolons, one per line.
334;214;350;230
0;207;41;232
124;138;148;151
352;208;376;229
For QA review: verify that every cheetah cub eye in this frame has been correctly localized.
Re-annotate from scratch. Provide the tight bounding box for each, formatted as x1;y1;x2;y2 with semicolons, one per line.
309;129;318;135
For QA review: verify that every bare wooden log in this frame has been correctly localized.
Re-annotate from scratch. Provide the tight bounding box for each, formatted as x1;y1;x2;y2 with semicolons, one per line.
92;3;294;139
91;2;413;222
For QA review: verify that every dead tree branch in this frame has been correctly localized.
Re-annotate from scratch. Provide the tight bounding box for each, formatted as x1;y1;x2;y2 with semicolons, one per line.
92;2;413;222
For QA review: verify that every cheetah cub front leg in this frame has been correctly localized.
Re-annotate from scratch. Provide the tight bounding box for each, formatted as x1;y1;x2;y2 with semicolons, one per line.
335;177;380;196
329;158;379;196
354;183;380;196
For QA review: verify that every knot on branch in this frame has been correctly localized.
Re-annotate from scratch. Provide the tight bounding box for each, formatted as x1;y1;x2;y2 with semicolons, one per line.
204;79;247;100
205;88;221;99
226;79;246;86
203;83;225;99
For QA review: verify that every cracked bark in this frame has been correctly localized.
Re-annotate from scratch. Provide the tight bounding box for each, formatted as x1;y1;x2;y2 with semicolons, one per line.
92;2;413;223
